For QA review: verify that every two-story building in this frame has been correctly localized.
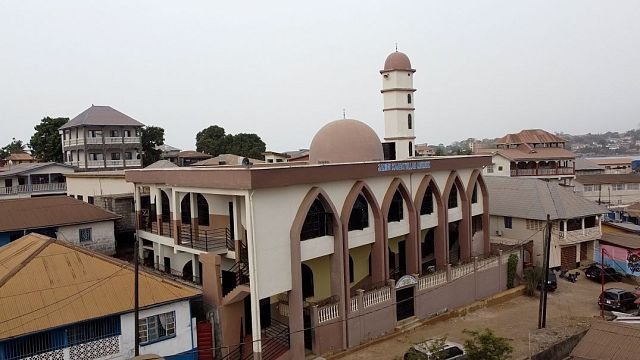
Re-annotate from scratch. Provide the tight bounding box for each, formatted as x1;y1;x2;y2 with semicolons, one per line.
486;176;605;270
0;233;201;360
125;50;522;360
574;174;640;208
0;162;73;199
478;129;576;185
59;105;144;171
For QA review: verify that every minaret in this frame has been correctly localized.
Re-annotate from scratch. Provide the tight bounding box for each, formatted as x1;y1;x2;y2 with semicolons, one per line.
380;50;416;160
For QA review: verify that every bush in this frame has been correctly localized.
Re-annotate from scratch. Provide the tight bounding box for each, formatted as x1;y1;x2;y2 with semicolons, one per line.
506;253;518;289
524;266;543;297
463;328;513;360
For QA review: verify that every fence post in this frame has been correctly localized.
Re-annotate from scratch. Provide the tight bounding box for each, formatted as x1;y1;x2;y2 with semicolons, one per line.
473;257;478;273
357;289;364;311
446;264;452;282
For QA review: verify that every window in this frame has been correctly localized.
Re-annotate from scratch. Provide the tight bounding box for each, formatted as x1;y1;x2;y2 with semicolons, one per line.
420;186;434;215
613;184;626;191
486;164;494;174
408;114;412;129
125;152;133;160
498;166;503;171
447;186;458;209
348;194;369;231
267;159;274;163
583;185;594;192
88;130;102;138
66;316;120;346
504;216;512;229
407;94;412;104
139;311;176;344
276;159;284;162
388;190;404;222
88;196;94;205
123;129;131;137
409;142;413;157
526;219;544;231
77;195;83;201
111;152;121;160
110;130;119;137
628;183;639;190
301;199;333;240
79;228;92;242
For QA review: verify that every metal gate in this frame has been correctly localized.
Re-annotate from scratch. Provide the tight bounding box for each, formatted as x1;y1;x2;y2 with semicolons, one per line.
396;287;415;321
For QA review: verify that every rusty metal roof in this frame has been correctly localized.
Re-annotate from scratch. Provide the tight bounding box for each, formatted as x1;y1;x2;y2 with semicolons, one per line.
0;196;121;233
0;233;200;340
496;129;567;145
570;321;640;360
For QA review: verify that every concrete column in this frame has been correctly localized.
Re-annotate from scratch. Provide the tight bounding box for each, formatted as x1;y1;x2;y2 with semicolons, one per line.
582;218;586;235
192;253;200;283
244;192;262;358
190;192;198;234
171;190;180;244
154;188;162;232
564;220;568;238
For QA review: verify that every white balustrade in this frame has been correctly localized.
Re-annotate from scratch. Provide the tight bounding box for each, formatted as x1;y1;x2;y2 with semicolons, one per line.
363;286;391;308
477;257;499;271
418;271;447;290
450;262;474;280
278;302;289;317
350;297;359;313
317;302;340;324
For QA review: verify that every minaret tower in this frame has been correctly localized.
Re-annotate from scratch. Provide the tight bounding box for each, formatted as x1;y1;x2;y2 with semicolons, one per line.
380;50;416;160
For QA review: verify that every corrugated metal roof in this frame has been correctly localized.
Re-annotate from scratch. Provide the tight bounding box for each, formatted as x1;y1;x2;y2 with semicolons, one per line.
59;105;144;130
570;321;640;360
496;129;567;145
576;173;640;185
485;177;606;220
0;162;74;177
0;233;200;340
575;158;605;171
600;232;640;249
0;196;121;232
145;160;179;169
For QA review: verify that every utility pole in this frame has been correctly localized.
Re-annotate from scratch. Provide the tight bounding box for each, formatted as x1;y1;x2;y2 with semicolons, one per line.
538;214;552;329
600;247;606;320
134;195;141;357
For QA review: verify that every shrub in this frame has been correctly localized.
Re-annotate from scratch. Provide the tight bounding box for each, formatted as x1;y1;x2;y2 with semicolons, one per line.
506;253;518;289
524;266;543;297
463;328;513;360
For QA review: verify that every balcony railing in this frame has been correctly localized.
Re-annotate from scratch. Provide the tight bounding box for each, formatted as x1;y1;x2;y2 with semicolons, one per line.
106;160;124;167
510;167;575;177
558;226;601;245
0;182;67;197
178;225;230;252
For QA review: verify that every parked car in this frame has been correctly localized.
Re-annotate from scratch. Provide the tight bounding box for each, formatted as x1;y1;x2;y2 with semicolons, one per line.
404;340;466;360
598;288;638;312
537;272;558;292
584;264;623;283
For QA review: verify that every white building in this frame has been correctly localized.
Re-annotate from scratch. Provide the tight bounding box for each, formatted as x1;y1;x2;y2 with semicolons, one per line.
0;233;201;360
0;162;74;199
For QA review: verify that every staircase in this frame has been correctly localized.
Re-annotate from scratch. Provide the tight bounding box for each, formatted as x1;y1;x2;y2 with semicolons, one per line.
196;321;214;360
241;319;291;360
222;241;251;303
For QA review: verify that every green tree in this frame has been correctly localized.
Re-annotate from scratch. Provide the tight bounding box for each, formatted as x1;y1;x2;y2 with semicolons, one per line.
0;138;27;159
30;117;69;162
195;125;266;159
463;328;513;360
141;126;165;167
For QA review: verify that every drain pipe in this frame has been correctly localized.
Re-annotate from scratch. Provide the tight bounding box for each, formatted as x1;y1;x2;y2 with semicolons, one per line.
246;190;262;359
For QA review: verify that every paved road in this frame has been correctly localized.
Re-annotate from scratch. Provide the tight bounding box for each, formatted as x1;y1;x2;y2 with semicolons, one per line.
341;270;638;359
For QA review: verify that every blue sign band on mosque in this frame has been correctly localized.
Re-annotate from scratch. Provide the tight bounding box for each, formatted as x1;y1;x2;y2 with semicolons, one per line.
377;161;431;172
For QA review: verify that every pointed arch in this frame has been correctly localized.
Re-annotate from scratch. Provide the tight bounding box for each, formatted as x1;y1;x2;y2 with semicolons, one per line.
414;175;447;271
289;187;346;357
381;178;419;276
467;170;490;256
442;171;471;262
340;181;385;285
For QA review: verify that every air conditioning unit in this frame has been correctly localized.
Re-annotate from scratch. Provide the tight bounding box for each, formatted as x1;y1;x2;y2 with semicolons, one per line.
496;230;503;236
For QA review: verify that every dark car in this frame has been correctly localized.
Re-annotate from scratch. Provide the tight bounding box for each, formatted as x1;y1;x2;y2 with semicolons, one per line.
584;264;623;283
598;288;638;312
537;272;558;292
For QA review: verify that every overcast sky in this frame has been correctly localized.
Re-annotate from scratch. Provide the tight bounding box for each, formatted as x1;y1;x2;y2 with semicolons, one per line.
2;1;640;152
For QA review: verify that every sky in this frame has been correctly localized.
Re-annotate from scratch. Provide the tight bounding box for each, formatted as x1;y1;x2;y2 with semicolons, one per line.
1;1;640;152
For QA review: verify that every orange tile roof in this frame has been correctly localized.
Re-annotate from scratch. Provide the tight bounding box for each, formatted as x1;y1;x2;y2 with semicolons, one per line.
0;234;200;340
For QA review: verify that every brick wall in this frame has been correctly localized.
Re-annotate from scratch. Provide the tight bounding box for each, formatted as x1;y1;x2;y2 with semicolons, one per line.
94;196;135;233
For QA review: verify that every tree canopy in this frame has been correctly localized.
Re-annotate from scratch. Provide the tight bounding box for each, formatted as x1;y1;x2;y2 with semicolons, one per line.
0;138;27;159
463;328;513;360
30;117;68;162
195;126;266;160
141;126;165;167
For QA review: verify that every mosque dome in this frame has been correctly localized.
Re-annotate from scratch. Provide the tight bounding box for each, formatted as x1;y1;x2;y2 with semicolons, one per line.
383;51;412;71
309;119;384;164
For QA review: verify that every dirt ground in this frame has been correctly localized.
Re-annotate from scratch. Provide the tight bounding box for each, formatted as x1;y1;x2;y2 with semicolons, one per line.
338;270;639;360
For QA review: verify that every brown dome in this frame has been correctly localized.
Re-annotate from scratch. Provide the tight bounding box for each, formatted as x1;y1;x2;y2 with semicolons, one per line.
383;51;412;71
309;119;384;164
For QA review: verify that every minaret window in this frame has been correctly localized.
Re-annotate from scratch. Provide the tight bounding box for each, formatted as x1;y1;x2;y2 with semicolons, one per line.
408;114;412;129
409;142;413;157
407;94;412;104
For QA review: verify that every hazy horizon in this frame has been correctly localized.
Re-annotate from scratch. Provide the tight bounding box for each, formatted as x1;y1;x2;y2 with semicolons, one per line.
2;1;639;152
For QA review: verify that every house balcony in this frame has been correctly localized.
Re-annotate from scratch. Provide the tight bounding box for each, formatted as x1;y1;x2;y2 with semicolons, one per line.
557;227;601;246
0;182;67;198
142;217;231;254
510;167;575;177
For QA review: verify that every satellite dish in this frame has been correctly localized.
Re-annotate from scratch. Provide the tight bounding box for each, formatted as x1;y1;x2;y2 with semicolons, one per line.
242;157;252;168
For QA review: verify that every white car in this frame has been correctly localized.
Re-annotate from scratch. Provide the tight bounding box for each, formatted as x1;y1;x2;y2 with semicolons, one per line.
405;340;466;360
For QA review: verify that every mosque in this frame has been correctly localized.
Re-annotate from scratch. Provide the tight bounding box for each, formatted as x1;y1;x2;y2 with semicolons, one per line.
127;50;519;359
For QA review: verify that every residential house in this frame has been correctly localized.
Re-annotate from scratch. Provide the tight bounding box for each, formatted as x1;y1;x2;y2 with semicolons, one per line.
0;233;201;360
477;129;576;185
0;162;74;199
586;157;634;174
192;154;264;167
596;222;640;276
486;176;605;269
156;144;182;164
574;174;640;207
575;158;605;176
263;151;290;163
414;143;436;156
175;151;211;167
2;151;37;166
0;196;120;254
59;105;144;171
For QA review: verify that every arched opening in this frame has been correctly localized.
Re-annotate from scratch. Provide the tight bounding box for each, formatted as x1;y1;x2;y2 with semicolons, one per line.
301;263;314;300
408;114;412;129
449;221;461;264
422;228;436;272
160;190;170;223
409;142;413;157
301;198;333;240
197;194;209;226
407;93;412;104
388;190;404;222
348;255;354;283
420;186;434;215
180;195;191;225
182;260;194;282
471;183;478;203
348;194;369;231
448;185;458;209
